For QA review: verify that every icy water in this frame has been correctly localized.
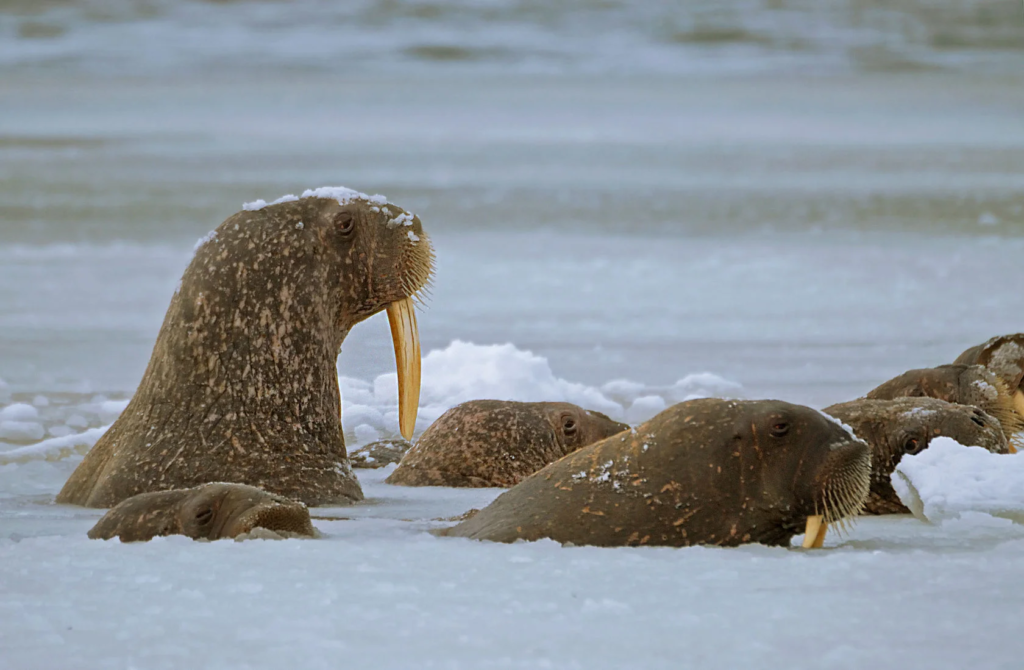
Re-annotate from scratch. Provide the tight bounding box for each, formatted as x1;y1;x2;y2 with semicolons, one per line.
2;1;1024;668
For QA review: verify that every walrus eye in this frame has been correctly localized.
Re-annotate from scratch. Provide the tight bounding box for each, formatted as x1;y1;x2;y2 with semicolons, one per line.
769;422;789;438
562;417;578;437
335;212;355;235
195;507;214;525
904;437;925;455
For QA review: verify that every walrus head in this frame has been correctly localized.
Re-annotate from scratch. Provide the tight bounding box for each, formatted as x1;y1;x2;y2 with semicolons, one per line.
824;397;1009;515
865;364;1024;453
714;402;871;547
87;483;317;542
386;400;630;488
237;188;435;438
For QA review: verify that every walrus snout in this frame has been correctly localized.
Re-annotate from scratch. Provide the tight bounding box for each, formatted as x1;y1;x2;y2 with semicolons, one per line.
801;435;870;547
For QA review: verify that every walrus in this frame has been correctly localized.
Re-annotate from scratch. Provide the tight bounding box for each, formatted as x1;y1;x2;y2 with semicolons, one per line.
823;397;1010;515
953;333;1024;418
87;482;317;542
865;363;1024;452
442;399;870;549
57;187;434;508
386;400;630;488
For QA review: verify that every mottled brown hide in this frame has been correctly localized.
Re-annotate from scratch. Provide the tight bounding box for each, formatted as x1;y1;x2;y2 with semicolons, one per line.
443;399;870;548
58;194;434;507
954;334;1024;391
350;438;413;469
865;364;1024;449
824;398;1009;515
87;483;317;542
386;400;629;488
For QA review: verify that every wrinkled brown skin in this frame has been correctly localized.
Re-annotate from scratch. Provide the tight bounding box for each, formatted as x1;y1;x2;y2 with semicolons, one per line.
824;397;1009;515
386;400;629;488
350;438;413;469
57;197;433;508
443;399;870;548
954;334;1024;411
88;483;317;542
865;363;1024;446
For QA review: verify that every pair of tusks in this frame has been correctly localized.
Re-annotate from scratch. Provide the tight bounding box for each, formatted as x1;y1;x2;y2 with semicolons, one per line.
802;515;828;549
387;298;421;441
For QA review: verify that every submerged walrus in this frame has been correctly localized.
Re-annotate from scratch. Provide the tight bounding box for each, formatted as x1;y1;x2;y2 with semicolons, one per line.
954;333;1024;418
443;399;870;548
865;363;1024;452
823;397;1010;515
88;483;317;542
386;400;629;488
58;187;434;508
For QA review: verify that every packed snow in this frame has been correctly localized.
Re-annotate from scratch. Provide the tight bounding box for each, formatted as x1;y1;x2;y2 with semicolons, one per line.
893;437;1024;525
242;186;388;213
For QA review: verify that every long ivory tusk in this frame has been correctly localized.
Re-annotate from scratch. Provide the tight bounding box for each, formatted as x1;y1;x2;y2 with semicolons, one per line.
802;515;828;549
387;297;421;440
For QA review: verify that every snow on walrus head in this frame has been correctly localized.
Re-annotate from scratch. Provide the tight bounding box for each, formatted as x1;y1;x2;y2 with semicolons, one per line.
58;187;434;508
87;483;317;542
823;397;1009;515
443;399;871;549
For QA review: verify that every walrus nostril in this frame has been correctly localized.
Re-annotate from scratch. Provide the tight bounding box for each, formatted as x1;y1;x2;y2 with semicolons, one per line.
195;508;214;525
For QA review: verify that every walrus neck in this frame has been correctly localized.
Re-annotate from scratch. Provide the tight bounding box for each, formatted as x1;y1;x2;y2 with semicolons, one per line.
136;273;347;447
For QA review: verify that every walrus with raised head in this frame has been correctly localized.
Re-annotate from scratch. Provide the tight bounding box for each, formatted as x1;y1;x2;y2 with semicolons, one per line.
823;397;1010;515
954;333;1024;418
442;399;870;549
88;483;317;542
386;400;629;488
57;187;434;508
865;363;1024;452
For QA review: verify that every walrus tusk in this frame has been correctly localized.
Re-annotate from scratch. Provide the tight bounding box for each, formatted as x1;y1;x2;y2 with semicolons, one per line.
802;515;828;549
387;297;421;440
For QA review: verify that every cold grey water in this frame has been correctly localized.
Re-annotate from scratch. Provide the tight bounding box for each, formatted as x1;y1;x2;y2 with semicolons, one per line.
2;2;1024;669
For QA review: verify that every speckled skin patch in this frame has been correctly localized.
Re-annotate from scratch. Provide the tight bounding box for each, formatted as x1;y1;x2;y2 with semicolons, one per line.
350;438;413;468
57;197;433;507
385;400;629;488
954;334;1024;395
87;482;317;542
443;399;870;548
824;397;1009;515
865;363;1024;449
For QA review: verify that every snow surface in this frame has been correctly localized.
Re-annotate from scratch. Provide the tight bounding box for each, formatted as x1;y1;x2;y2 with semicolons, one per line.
893;437;1024;525
4;466;1024;670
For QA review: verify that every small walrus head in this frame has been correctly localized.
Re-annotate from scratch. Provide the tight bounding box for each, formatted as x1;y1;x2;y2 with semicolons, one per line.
385;400;630;488
87;483;317;542
865;364;1024;452
824;397;1009;515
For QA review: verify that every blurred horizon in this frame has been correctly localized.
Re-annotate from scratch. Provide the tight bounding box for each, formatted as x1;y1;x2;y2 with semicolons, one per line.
1;0;1021;77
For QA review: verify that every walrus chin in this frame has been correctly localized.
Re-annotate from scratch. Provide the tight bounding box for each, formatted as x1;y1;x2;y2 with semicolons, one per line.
803;438;871;548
